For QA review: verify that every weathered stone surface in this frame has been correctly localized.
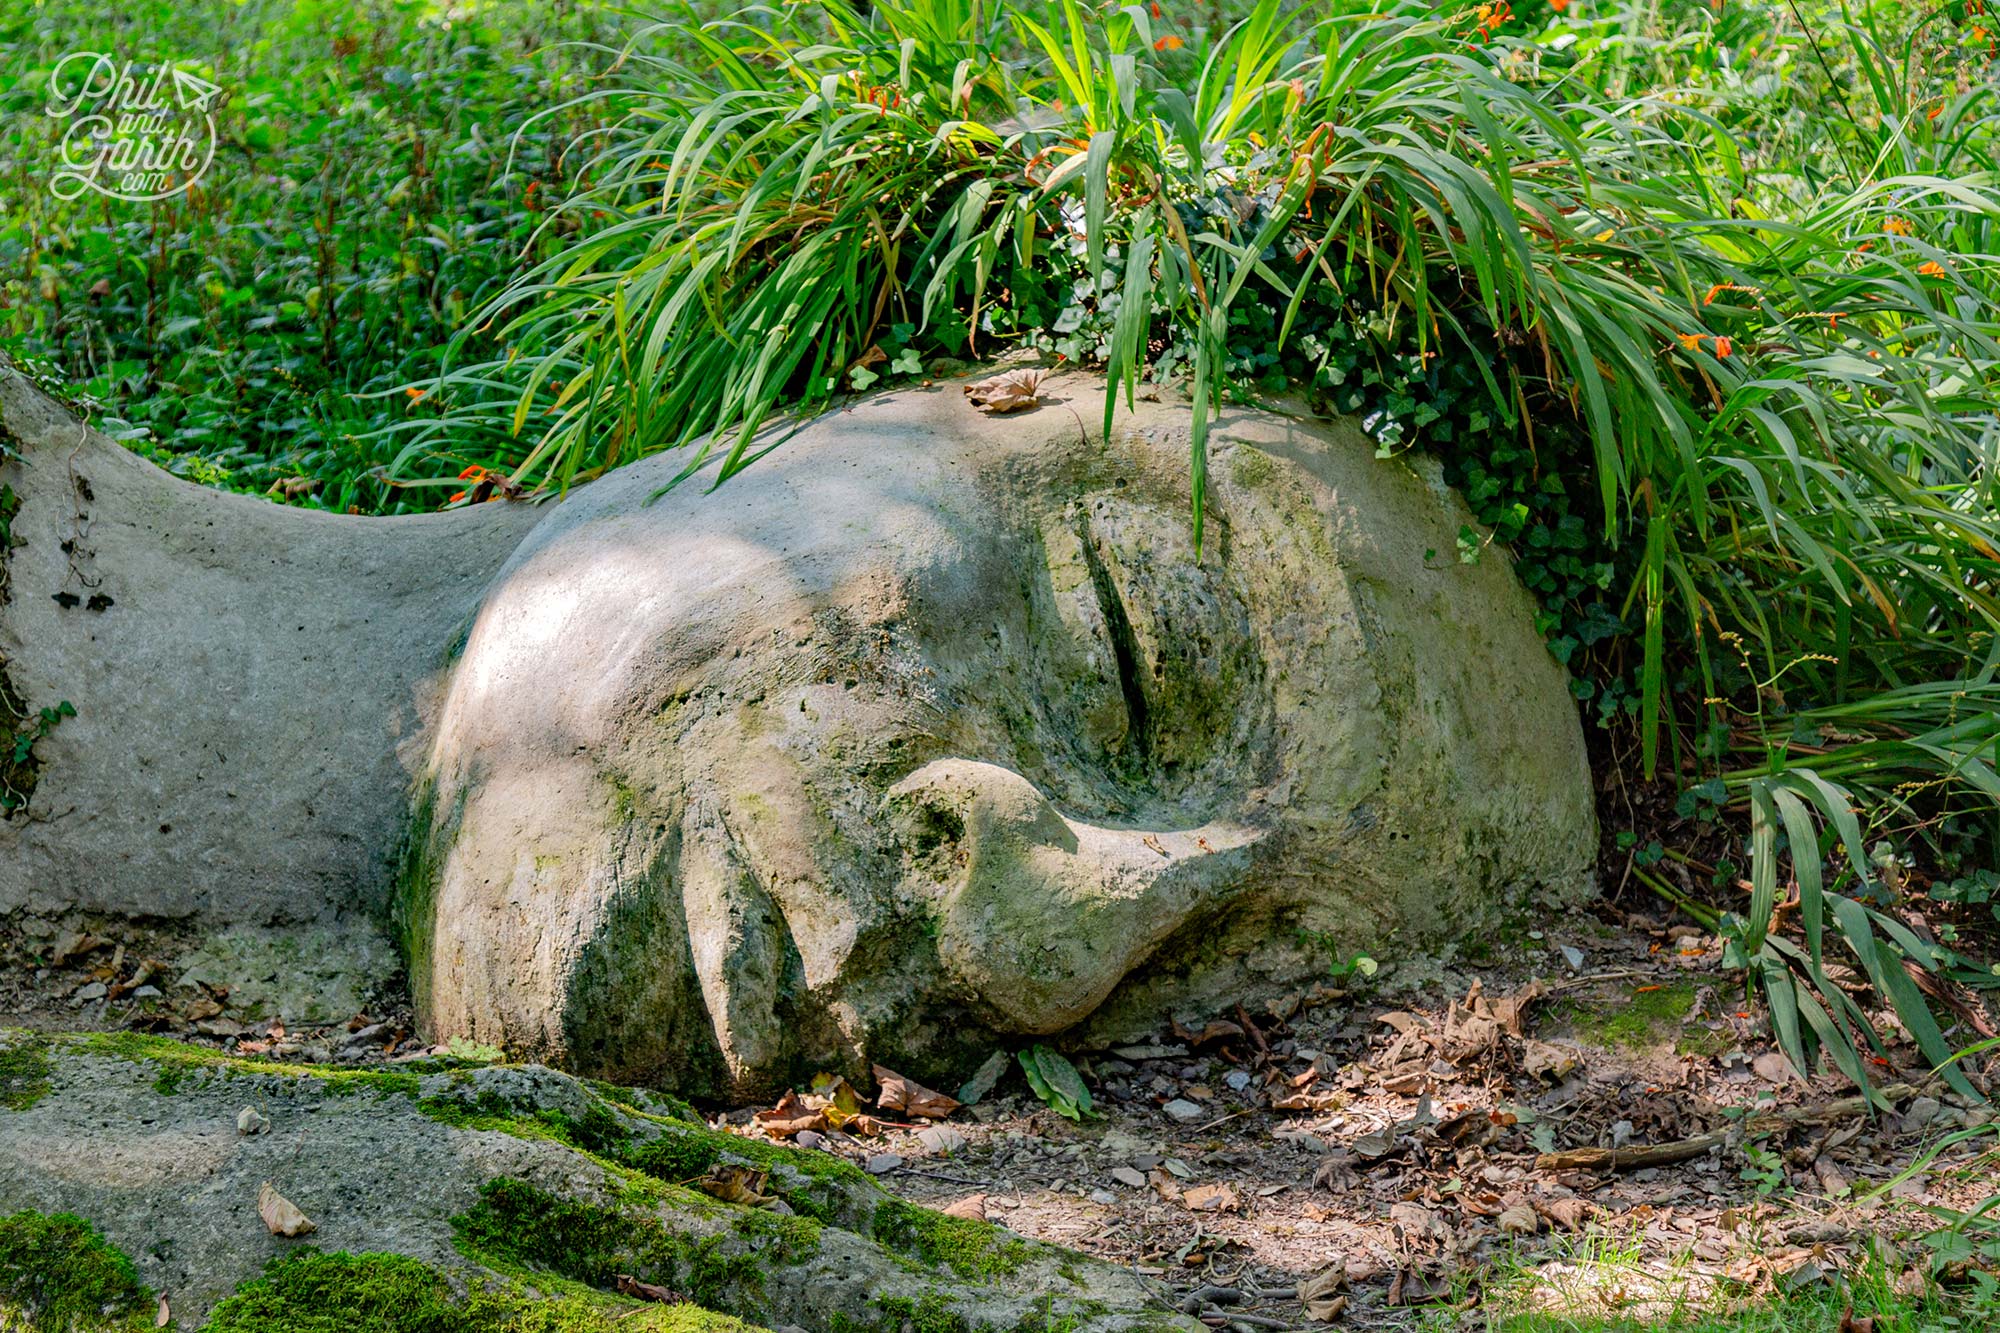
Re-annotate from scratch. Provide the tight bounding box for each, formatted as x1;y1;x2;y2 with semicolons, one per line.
0;367;1594;1098
0;1029;1186;1331
0;368;537;924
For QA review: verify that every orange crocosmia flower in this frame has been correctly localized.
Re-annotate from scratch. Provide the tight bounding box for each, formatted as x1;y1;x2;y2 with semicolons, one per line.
458;465;487;481
1149;1;1161;14
1551;0;1570;9
1927;103;1944;122
1883;217;1913;236
405;387;425;401
1918;260;1948;276
1154;33;1183;50
1676;333;1703;351
1714;336;1733;358
448;491;467;504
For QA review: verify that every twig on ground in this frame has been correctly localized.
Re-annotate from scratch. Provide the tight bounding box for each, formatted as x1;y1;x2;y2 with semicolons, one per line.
1535;1083;1922;1172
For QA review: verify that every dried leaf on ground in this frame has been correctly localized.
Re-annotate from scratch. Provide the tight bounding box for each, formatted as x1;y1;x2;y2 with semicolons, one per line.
1497;1202;1540;1236
698;1164;774;1207
1387;1268;1452;1307
1536;1197;1594;1230
1183;1183;1241;1213
874;1064;960;1119
1520;1038;1580;1080
942;1194;988;1221
1300;1257;1348;1319
754;1089;828;1139
1754;1051;1800;1084
257;1182;315;1237
808;1072;865;1128
155;1295;170;1328
50;932;107;966
963;368;1048;413
1389;1202;1442;1240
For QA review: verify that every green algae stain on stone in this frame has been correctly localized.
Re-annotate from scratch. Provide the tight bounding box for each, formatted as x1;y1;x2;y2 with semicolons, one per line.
0;1034;51;1111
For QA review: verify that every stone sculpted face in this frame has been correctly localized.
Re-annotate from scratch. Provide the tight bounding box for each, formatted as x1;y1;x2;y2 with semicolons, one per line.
403;382;1594;1097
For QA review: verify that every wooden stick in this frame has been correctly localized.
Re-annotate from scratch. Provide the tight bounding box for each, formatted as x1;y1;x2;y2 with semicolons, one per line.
1534;1083;1920;1172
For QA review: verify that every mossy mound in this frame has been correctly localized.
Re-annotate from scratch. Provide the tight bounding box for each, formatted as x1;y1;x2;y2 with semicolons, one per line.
204;1250;765;1333
0;1210;155;1331
0;1032;1192;1333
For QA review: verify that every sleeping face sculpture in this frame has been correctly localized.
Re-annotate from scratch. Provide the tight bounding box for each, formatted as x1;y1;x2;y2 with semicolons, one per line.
403;379;1593;1097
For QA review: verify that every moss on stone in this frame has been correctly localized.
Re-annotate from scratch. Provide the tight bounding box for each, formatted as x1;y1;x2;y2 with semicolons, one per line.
869;1200;1029;1281
69;1031;425;1097
1227;449;1275;489
730;1209;821;1264
613;1117;872;1227
202;1249;768;1333
873;1291;975;1333
0;1034;52;1111
0;1210;153;1331
453;1178;762;1311
584;1080;700;1127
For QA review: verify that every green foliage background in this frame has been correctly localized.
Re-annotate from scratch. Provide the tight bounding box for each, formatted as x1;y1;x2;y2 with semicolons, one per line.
0;0;613;512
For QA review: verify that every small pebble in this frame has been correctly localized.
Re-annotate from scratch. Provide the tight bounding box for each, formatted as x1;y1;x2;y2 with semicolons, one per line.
1161;1098;1204;1124
1224;1070;1252;1092
237;1107;271;1136
865;1153;904;1175
1110;1166;1146;1188
1087;1189;1116;1205
71;982;108;1003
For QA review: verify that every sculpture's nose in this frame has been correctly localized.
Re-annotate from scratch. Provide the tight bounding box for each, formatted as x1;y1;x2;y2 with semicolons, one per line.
885;758;1260;1033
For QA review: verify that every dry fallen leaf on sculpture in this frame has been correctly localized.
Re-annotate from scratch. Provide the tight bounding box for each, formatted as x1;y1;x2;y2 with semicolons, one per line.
963;368;1048;413
873;1064;961;1119
615;1274;683;1303
698;1163;774;1207
257;1182;315;1237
